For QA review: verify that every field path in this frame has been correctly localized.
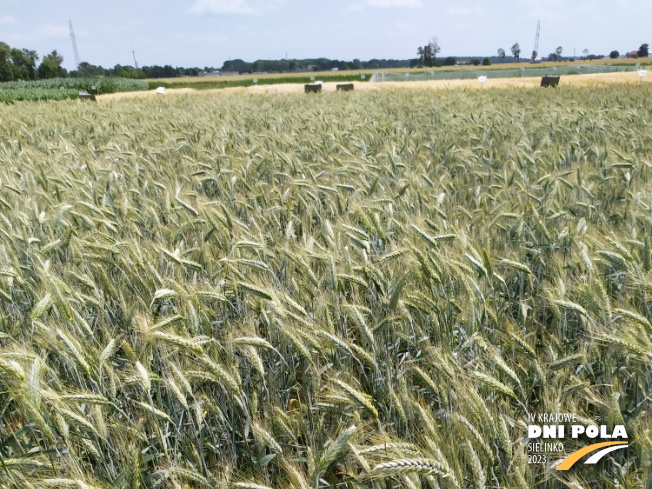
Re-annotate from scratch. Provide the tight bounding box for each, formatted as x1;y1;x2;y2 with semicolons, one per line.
98;71;651;101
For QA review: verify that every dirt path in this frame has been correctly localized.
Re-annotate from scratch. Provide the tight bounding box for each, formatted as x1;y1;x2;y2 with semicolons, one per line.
97;71;651;102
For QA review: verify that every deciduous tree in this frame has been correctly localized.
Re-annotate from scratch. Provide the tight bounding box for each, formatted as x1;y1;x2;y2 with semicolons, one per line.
429;37;441;65
0;42;13;82
37;50;66;79
511;43;521;62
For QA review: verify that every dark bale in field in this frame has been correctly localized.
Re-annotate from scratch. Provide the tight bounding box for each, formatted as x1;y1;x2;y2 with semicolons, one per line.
337;83;354;91
541;76;560;87
78;92;97;102
305;84;322;94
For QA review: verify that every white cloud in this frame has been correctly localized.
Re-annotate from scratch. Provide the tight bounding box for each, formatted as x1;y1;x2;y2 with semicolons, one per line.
190;0;258;15
366;0;422;7
42;23;69;39
0;15;18;25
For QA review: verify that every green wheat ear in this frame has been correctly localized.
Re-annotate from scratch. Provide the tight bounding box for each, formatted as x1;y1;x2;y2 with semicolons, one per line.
0;84;650;489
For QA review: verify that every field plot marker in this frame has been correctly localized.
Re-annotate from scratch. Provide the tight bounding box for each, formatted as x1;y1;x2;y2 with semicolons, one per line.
639;70;647;84
478;76;487;88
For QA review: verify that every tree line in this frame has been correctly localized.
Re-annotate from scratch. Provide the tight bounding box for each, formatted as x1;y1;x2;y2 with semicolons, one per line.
220;58;410;74
2;38;649;83
0;43;67;81
0;39;414;81
415;38;649;66
0;41;208;81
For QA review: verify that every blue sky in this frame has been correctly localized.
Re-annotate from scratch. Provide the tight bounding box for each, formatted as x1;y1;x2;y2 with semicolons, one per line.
1;0;649;70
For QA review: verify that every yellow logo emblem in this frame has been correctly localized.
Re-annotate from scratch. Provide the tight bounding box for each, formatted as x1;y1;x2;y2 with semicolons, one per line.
556;442;628;471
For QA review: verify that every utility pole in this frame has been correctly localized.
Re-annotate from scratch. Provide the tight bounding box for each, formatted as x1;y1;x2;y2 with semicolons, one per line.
69;20;81;70
131;47;139;70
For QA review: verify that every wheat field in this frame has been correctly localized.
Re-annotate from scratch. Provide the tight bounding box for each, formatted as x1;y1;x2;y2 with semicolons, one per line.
99;71;652;101
148;57;648;86
0;85;651;488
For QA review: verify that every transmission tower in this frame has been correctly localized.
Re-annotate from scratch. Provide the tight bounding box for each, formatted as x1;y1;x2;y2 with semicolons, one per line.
69;20;81;69
532;20;540;61
131;47;139;70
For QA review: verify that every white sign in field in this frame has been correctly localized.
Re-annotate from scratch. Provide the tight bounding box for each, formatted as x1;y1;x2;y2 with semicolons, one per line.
478;76;487;83
310;76;315;81
156;87;166;94
361;75;365;79
639;70;648;77
253;78;258;83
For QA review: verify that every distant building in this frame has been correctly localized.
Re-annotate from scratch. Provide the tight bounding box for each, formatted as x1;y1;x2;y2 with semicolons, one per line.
626;51;639;58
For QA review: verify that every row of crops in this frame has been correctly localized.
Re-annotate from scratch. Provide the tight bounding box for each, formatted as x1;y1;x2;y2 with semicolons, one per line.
371;63;642;82
0;77;149;102
0;86;651;488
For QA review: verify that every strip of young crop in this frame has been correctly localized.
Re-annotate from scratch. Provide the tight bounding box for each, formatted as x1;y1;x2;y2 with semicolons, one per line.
0;77;149;102
0;85;650;488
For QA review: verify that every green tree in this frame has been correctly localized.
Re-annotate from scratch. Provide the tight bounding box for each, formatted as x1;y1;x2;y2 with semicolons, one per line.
638;43;649;58
482;57;491;66
10;48;38;80
511;43;521;62
0;60;13;82
429;37;441;65
497;48;506;62
610;50;620;59
0;42;13;82
417;44;434;67
416;46;424;66
37;50;66;79
471;58;480;66
74;62;107;78
555;46;563;60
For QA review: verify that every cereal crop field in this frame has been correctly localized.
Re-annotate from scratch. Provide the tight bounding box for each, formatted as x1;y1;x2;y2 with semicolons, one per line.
0;86;651;488
149;57;648;89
